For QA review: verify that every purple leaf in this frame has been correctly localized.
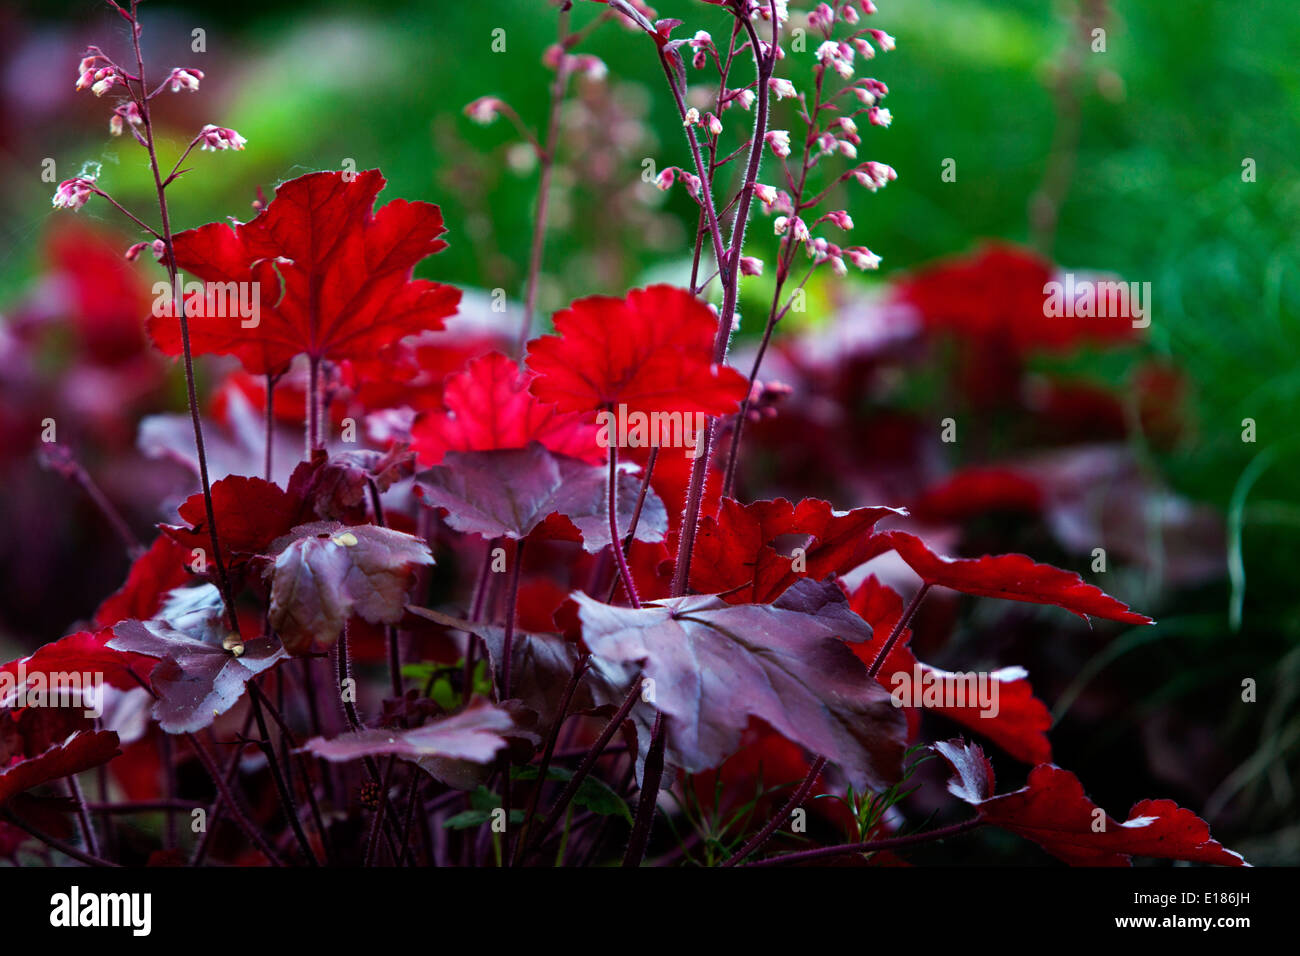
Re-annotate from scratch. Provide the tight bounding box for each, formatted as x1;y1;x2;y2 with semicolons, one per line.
303;697;516;786
108;585;285;734
416;442;666;552
266;522;434;655
287;445;417;523
573;578;906;790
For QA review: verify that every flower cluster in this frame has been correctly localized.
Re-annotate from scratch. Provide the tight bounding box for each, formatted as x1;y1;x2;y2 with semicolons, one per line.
56;38;244;227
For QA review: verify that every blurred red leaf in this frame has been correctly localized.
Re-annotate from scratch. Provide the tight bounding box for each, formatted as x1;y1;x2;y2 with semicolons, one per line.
895;243;1139;354
46;221;152;366
910;468;1044;524
1;628;150;694
94;535;193;627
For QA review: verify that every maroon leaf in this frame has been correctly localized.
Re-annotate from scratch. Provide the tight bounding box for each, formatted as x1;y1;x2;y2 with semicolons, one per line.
406;606;617;729
266;522;434;654
108;585;286;734
573;579;906;790
934;740;1247;867
303;696;514;770
139;386;302;488
287;446;416;523
875;530;1153;624
0;730;121;807
416;442;666;552
162;474;309;568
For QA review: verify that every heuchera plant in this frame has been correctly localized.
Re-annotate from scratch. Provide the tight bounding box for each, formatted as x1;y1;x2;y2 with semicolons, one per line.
2;0;1246;869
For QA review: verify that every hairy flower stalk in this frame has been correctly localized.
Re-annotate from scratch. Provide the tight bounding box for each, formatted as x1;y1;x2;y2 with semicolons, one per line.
669;0;781;599
57;1;326;868
603;0;783;870
722;0;895;496
80;1;245;635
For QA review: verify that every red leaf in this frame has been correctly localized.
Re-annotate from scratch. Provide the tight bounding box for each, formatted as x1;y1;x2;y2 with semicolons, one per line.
526;285;748;415
162;474;308;566
630;443;722;537
691;497;906;604
849;577;1053;764
146;222;286;372
344;328;513;428
411;351;601;466
846;574;921;678
913;666;1052;765
875;530;1153;625
0;730;121;807
149;170;461;375
46;221;152;365
934;740;1247;867
1;629;151;695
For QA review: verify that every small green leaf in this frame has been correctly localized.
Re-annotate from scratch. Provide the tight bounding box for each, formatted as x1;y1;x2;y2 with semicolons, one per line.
441;809;492;830
510;765;632;823
572;775;633;825
443;789;527;830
